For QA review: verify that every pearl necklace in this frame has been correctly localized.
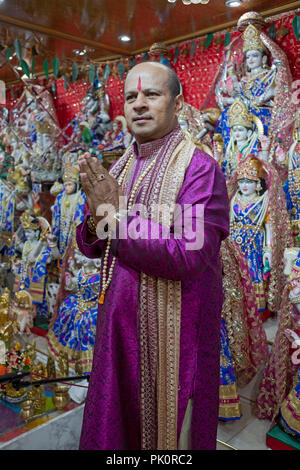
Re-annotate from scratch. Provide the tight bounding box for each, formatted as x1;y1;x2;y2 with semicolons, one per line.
99;153;157;305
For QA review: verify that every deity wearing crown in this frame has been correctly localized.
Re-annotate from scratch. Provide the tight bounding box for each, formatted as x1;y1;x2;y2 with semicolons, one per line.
228;156;291;321
67;82;111;155
213;98;267;179
49;163;85;265
205;12;296;178
12;210;52;325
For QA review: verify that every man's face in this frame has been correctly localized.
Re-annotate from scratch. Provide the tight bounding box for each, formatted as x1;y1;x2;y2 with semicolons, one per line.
124;63;183;145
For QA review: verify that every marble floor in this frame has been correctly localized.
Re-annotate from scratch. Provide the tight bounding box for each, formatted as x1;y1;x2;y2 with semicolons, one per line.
217;316;279;450
2;317;281;450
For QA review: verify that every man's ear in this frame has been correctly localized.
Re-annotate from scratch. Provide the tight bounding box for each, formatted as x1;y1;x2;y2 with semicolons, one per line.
174;94;184;117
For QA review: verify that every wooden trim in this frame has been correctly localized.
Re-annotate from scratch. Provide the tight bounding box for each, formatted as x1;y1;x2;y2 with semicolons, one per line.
131;1;300;54
0;13;132;56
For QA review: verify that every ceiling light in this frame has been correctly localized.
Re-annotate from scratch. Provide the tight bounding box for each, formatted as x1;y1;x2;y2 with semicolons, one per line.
119;35;131;42
73;48;87;56
225;0;242;7
168;0;210;4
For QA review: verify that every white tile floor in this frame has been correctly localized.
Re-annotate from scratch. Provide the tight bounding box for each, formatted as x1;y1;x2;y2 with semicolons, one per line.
217;316;279;450
17;318;280;451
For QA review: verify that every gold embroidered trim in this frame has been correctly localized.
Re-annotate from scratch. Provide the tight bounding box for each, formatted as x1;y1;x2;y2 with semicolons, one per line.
110;134;196;449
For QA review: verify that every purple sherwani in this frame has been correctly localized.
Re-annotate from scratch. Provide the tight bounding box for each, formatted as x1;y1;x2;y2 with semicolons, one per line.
77;137;229;450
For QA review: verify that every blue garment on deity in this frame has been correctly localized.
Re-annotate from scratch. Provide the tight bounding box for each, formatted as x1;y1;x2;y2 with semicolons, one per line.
51;189;86;260
231;198;266;309
219;317;242;421
283;178;297;219
51;270;100;373
220;318;237;387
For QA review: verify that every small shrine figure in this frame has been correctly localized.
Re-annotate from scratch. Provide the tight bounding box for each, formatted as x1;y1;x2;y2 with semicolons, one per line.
48;164;85;265
0;288;15;346
47;247;100;375
178;103;215;157
12;210;52;323
11;290;34;335
98;116;132;152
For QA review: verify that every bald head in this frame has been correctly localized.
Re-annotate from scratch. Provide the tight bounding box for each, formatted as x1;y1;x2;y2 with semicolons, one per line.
124;62;184;145
125;61;181;100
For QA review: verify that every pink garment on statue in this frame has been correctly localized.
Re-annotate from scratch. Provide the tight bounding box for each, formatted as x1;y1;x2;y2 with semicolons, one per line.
76;130;229;450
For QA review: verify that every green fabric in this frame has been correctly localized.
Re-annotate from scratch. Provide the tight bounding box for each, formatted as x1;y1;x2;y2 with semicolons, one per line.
267;425;300;450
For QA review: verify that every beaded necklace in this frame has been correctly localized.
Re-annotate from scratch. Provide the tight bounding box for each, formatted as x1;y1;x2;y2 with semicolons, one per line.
230;191;268;254
99;152;158;305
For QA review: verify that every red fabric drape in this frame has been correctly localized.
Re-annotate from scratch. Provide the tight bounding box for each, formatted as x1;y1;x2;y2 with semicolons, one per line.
4;10;300;126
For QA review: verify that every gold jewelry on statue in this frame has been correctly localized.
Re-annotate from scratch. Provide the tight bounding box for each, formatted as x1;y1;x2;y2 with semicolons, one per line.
20;210;40;231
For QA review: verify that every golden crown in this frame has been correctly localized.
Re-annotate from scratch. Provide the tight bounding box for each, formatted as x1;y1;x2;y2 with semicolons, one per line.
15;290;32;308
236;158;261;181
229;99;253;129
20;210;40;231
63;164;80;184
243;24;266;54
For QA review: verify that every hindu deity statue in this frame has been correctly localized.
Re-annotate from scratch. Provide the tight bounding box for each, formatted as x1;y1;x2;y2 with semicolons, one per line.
48;164;85;266
67;82;111;154
12;210;52;323
278;326;300;442
213;98;267;180
0;176;16;260
203;12;296;172
254;249;300;428
228;156;291;320
99;116;132;152
219;237;268;421
47;247;100;376
30;119;61;184
0;288;15;346
10;290;34;335
178;103;217;157
283;112;300;245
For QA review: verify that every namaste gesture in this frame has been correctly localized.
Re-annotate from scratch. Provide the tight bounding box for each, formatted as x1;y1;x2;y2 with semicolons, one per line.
78;153;125;232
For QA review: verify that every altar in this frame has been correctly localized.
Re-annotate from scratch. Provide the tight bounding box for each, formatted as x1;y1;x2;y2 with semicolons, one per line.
0;333;85;450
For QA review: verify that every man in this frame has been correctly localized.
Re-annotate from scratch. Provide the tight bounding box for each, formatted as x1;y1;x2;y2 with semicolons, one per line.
76;61;229;450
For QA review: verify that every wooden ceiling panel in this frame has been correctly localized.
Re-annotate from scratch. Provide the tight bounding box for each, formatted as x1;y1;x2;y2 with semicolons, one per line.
0;0;299;82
